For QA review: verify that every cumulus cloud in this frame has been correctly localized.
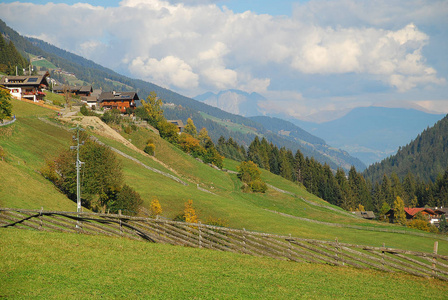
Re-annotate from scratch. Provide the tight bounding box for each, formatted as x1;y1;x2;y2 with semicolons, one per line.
130;55;199;89
0;0;446;114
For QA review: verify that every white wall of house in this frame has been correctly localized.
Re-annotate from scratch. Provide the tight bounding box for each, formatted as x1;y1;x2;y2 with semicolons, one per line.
8;87;22;100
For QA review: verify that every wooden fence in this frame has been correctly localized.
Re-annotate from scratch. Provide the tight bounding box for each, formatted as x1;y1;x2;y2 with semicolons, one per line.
2;208;448;281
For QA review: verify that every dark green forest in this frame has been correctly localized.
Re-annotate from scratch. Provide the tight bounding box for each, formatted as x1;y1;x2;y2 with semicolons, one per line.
364;115;448;183
0;33;28;75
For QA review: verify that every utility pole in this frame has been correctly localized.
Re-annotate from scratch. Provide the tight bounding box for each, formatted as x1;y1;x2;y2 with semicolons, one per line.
70;125;84;217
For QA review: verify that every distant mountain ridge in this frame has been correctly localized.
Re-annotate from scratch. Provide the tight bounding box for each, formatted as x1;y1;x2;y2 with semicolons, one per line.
194;89;265;117
292;106;445;167
363;114;448;182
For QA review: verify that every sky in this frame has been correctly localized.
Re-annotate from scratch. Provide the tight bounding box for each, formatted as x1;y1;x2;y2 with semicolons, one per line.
1;0;447;120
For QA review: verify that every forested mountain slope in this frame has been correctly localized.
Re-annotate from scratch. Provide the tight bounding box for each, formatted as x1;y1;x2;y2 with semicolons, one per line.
294;107;445;167
364;114;448;182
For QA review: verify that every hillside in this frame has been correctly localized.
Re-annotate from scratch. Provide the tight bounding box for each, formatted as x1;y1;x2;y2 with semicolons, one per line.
2;99;448;255
294;107;445;167
364;114;448;183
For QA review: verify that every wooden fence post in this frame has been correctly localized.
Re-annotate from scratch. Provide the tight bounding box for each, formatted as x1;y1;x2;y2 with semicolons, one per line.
433;241;439;276
243;228;247;252
382;242;386;267
198;221;202;248
39;207;43;230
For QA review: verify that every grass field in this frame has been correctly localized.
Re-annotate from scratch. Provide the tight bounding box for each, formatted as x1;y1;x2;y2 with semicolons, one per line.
31;58;57;69
200;112;260;135
1;229;447;299
2;98;448;256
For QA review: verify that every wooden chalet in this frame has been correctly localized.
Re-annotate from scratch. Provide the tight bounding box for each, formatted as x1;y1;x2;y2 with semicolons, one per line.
98;91;139;113
53;85;93;96
352;211;376;220
0;72;49;102
386;207;445;225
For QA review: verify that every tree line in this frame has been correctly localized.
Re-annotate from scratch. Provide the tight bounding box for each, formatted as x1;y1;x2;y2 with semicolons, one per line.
216;134;448;216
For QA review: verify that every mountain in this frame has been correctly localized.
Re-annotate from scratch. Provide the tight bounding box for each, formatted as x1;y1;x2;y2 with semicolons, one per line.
249;116;366;171
363;114;448;183
291;107;445;167
194;89;265;117
0;18;362;172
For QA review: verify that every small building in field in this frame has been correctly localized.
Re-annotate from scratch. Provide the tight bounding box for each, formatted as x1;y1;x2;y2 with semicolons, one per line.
98;91;140;113
352;211;376;220
0;72;49;102
167;120;185;133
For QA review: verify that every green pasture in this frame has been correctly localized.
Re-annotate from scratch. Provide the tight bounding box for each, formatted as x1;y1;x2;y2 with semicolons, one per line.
1;229;447;299
200;112;260;135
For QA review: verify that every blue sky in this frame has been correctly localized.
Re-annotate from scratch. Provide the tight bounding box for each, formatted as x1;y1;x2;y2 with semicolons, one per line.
1;0;447;120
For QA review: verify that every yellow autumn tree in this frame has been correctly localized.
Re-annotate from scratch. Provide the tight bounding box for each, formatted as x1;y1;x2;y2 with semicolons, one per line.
394;196;406;225
184;199;198;223
150;197;162;217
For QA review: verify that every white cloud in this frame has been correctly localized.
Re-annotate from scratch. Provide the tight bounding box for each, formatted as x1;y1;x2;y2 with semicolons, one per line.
0;0;446;115
130;55;199;89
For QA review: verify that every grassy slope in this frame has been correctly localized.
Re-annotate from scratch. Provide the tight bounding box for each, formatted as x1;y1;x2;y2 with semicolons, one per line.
0;99;74;210
1;229;447;299
1;99;448;254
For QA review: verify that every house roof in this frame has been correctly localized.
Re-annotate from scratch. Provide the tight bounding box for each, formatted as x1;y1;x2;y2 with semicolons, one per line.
79;86;93;93
0;74;49;87
167;120;185;128
404;207;436;216
352;211;376;219
98;91;139;102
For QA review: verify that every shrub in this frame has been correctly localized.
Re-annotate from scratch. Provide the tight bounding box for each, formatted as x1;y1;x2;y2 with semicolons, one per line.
144;143;156;156
204;216;229;227
80;105;89;116
248;179;268;193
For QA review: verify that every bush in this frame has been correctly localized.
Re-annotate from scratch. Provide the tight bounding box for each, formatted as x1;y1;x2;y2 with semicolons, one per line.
248;179;268;193
101;109;121;124
144;143;156;156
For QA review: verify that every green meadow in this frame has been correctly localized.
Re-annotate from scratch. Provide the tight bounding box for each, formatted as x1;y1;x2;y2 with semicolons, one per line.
1;98;448;298
1;229;447;299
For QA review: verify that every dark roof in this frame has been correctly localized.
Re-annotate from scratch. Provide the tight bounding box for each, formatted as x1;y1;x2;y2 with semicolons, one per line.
0;74;49;87
352;211;376;219
98;91;139;102
167;120;185;128
79;86;93;93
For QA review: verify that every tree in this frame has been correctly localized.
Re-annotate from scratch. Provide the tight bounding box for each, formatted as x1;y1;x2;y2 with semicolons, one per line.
0;89;13;122
113;184;143;215
439;214;447;233
184;118;197;137
43;132;143;213
237;161;267;193
142;91;164;127
184;200;198;223
238;161;262;184
150;197;163;217
393;196;406;225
